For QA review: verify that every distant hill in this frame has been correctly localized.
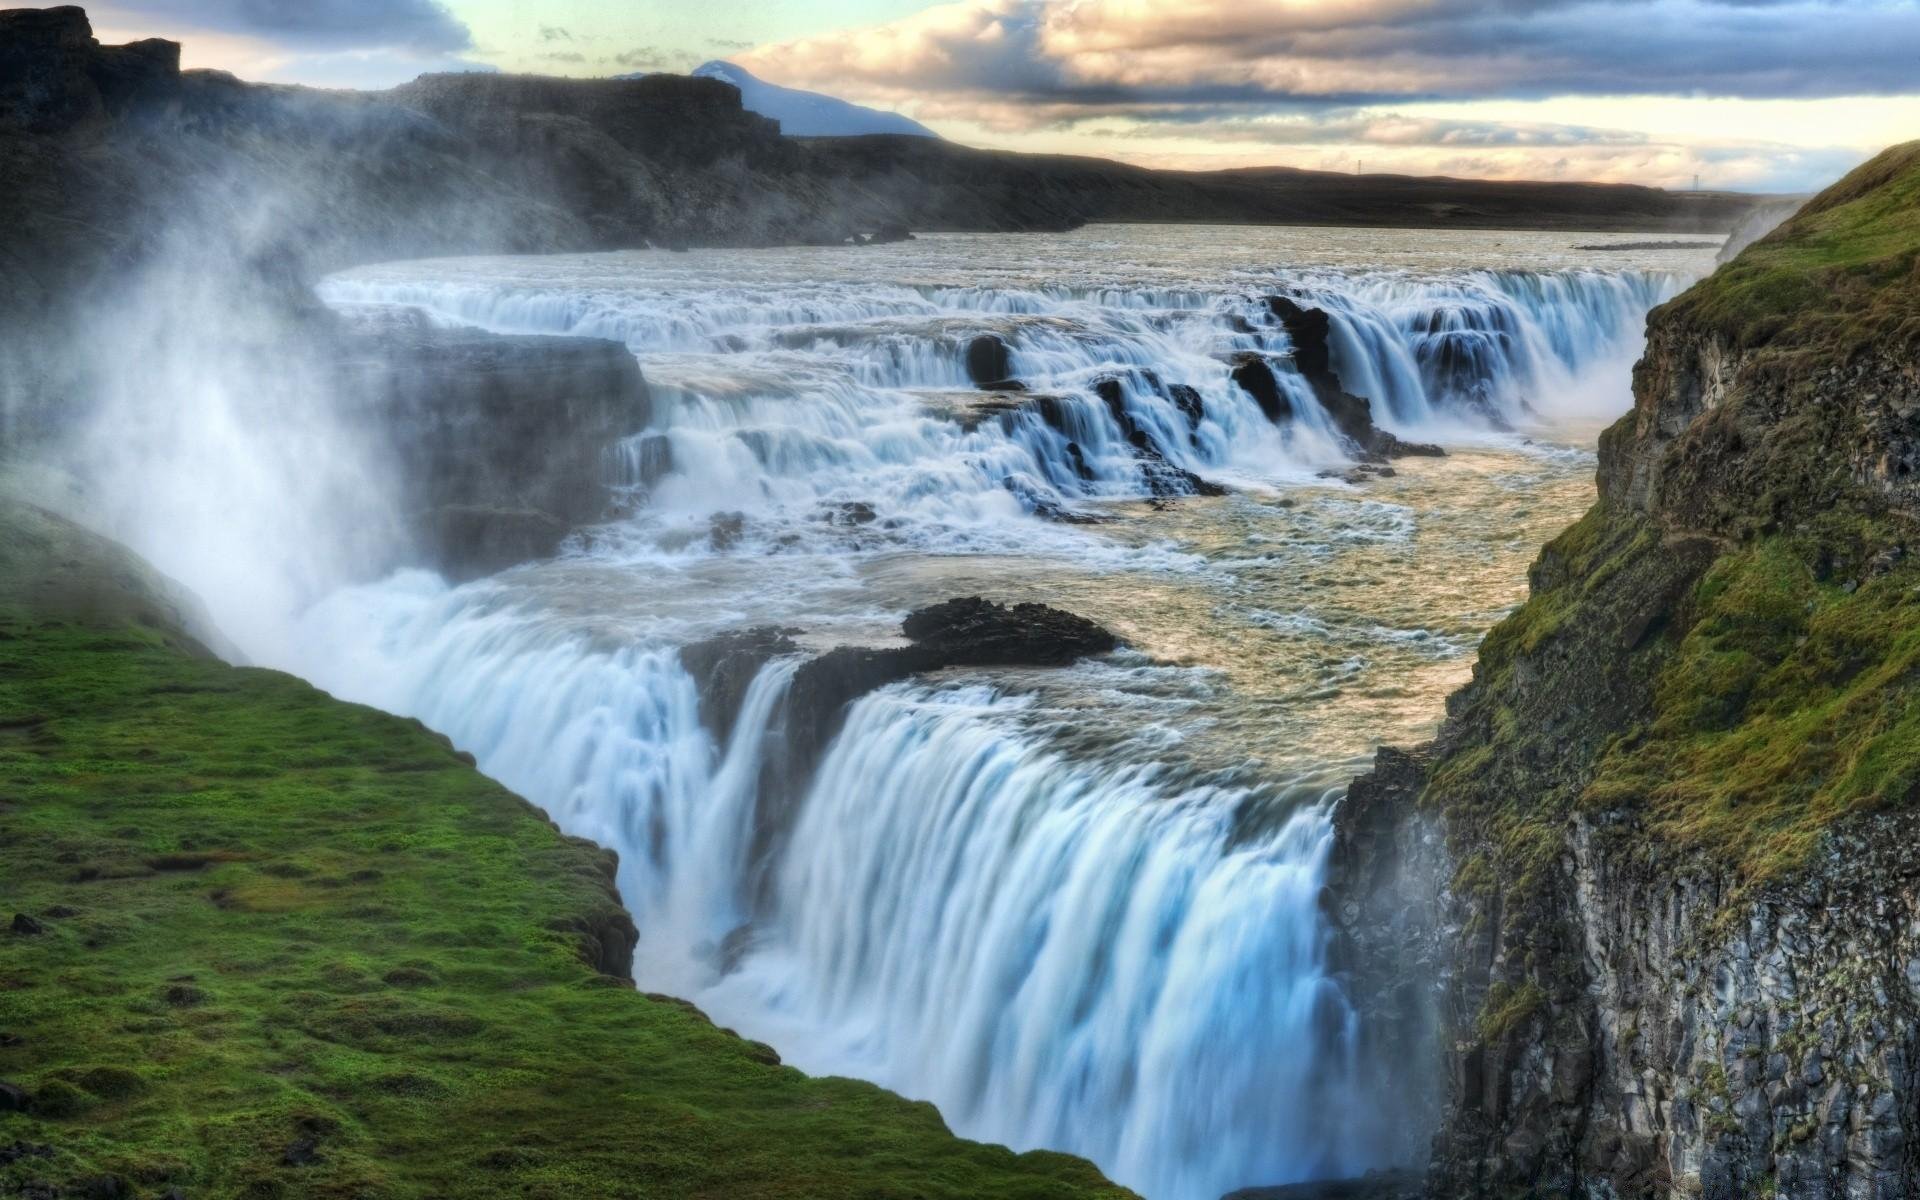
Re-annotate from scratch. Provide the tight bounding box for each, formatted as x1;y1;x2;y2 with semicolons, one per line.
655;60;936;139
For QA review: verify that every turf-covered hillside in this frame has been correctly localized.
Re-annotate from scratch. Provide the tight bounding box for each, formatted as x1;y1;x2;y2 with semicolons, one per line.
0;499;1132;1199
1398;139;1920;1200
1664;139;1920;352
1426;141;1920;895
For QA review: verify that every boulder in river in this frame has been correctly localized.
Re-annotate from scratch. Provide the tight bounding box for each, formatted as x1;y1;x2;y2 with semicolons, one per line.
1263;296;1443;460
786;597;1116;764
965;334;1022;391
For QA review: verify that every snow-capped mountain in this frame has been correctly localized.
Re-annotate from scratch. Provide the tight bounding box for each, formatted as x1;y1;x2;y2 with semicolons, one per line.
690;61;936;139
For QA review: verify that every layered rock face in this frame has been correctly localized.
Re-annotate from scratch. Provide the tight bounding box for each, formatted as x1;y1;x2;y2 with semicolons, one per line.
1329;142;1920;1199
327;312;652;578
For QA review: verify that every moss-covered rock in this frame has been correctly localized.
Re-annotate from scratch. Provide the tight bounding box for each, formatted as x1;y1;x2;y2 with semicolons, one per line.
1330;142;1920;1198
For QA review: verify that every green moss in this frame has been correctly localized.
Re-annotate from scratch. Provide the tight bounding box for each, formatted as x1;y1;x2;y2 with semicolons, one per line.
1476;981;1547;1042
1584;514;1920;883
0;503;1131;1199
1666;140;1920;352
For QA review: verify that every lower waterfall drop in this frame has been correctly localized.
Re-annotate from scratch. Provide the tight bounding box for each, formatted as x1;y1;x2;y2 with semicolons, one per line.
701;683;1372;1200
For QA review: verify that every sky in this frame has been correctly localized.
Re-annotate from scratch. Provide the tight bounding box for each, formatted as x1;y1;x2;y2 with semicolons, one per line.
74;0;1920;193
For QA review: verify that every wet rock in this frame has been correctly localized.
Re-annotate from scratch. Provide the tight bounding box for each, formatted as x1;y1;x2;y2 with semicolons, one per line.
1095;375;1227;498
629;433;674;489
330;311;651;579
965;334;1020;391
709;511;746;551
423;506;568;581
1230;354;1292;423
785;598;1116;766
1263;296;1443;460
678;627;803;735
867;223;914;244
1168;383;1205;429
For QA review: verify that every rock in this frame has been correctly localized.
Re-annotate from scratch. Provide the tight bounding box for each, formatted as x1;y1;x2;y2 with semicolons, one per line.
678;627;802;735
965;334;1019;390
901;596;1117;665
9;913;45;935
0;1081;29;1112
75;1176;126;1200
423;506;568;582
709;511;746;551
628;433;674;489
1167;383;1205;429
1230;354;1293;423
328;311;651;579
1262;296;1443;460
1093;375;1227;498
784;597;1116;767
868;223;915;244
282;1137;322;1167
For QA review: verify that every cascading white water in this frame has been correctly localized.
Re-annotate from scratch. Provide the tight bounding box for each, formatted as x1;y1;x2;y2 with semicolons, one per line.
296;227;1717;1199
706;684;1372;1200
321;241;1677;557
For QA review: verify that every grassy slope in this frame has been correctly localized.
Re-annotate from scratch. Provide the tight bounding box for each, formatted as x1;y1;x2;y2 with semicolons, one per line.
1427;141;1920;896
1664;139;1920;352
0;500;1131;1199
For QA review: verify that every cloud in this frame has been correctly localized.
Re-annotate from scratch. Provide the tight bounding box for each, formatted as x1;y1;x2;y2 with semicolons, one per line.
92;0;472;54
741;0;1920;110
732;0;1915;189
612;46;678;70
539;25;573;43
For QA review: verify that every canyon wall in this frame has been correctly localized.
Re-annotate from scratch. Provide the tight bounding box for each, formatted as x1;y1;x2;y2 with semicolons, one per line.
1331;142;1920;1199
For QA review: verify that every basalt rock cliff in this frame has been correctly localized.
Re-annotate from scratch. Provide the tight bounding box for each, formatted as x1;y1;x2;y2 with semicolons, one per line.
1328;142;1920;1198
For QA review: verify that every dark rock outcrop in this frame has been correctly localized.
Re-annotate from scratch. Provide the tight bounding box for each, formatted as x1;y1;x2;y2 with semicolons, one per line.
1263;297;1444;460
679;627;802;735
1231;354;1295;424
327;313;651;578
965;334;1020;390
1093;375;1228;497
786;597;1116;765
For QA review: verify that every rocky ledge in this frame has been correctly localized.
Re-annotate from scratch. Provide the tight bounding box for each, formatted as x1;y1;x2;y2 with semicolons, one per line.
327;310;651;578
681;596;1117;761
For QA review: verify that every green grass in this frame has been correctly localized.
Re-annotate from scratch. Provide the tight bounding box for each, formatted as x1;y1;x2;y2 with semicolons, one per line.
0;500;1131;1199
1666;140;1920;351
1427;503;1920;897
1584;515;1920;882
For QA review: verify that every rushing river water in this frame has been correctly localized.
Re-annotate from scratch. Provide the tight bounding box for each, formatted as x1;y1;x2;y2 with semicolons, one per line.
294;225;1714;1200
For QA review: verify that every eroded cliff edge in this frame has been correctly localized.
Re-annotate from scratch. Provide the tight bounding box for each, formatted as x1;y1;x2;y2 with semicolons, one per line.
1330;142;1920;1199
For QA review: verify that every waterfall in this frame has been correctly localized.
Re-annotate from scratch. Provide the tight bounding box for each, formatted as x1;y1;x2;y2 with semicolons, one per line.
298;231;1703;1199
704;684;1373;1200
296;577;1378;1200
322;259;1678;557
